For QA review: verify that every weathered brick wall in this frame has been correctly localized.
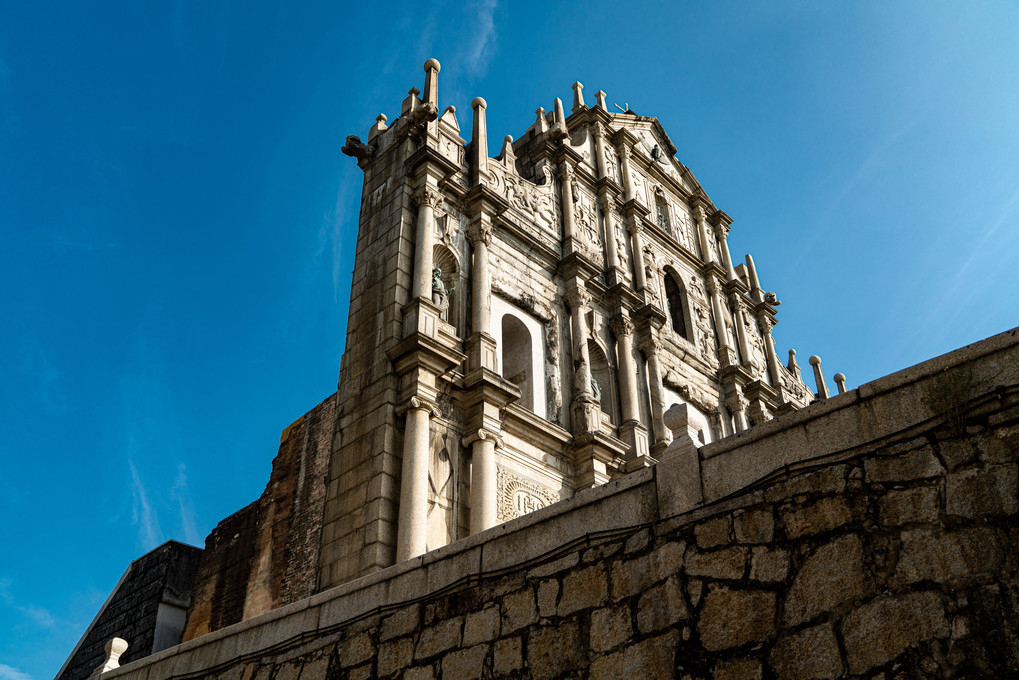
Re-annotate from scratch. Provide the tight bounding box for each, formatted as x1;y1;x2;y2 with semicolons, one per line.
108;329;1019;679
181;393;336;641
58;541;201;680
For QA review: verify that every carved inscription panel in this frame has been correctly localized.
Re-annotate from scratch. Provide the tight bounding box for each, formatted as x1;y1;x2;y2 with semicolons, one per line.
496;468;561;522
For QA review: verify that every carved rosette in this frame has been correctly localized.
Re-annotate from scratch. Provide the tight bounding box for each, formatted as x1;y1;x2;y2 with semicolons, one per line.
495;468;561;522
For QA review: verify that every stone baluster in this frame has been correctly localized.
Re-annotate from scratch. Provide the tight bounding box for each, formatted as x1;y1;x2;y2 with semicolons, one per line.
396;397;437;561
411;185;441;301
88;638;129;678
639;337;670;448
572;81;585;112
470;97;488;187
834;372;848;395
809;355;830;400
466;429;498;535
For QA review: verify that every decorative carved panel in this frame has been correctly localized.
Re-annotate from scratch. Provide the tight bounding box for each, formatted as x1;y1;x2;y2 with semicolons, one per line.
496;468;561;522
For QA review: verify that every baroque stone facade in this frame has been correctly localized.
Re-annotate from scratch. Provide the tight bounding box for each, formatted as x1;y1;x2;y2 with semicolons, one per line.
319;59;816;596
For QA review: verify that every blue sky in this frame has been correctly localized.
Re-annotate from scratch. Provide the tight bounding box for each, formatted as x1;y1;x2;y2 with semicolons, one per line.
2;2;1017;677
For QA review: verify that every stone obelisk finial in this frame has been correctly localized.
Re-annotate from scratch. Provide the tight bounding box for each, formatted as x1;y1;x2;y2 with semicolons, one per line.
470;97;488;186
553;97;568;139
834;372;848;395
572;81;585;112
423;58;440;110
809;355;830;400
745;254;765;303
595;90;607;110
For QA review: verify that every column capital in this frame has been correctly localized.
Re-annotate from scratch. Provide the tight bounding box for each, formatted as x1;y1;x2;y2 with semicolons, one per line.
706;277;721;296
397;396;440;417
639;336;662;354
463;428;503;448
609;314;634;338
467;221;493;246
566;284;591;310
413;185;444;210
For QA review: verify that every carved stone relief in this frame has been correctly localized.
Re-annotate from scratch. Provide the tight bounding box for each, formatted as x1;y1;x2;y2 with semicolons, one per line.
496;468;561;522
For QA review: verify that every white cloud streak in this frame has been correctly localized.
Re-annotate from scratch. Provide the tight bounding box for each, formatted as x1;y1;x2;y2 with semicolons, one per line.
0;664;34;680
463;0;498;79
171;464;201;546
129;460;163;550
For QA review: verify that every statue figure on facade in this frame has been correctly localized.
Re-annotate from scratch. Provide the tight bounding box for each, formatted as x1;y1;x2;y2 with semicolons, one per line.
590;376;601;402
432;268;454;321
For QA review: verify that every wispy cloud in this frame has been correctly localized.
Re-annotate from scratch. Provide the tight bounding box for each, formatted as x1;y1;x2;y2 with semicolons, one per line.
17;346;67;416
0;664;34;680
16;604;54;629
171;464;201;546
317;170;358;302
129;460;163;550
462;0;498;79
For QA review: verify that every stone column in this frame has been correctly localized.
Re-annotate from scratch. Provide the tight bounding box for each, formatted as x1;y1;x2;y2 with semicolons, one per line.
758;315;784;390
467;429;498;535
610;316;640;424
732;300;753;366
593;125;607;180
601;196;620;272
559;161;576;244
619;144;635;202
715;221;736;281
639;337;669;449
568;285;599;433
706;278;732;353
411;186;441;300
468;220;493;334
693;206;716;265
395;398;434;561
727;394;749;433
629;223;647;291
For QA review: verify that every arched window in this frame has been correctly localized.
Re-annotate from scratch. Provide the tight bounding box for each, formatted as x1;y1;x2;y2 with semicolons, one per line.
664;273;689;339
655;192;671;235
502;315;533;411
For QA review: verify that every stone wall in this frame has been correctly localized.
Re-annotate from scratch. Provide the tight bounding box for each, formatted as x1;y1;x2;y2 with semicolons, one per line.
181;394;335;641
57;541;201;680
107;328;1019;679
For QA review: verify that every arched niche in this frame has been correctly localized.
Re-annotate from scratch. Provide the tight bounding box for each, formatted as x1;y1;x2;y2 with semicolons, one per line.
490;297;547;419
587;339;618;425
433;245;463;334
502;315;534;411
663;268;692;342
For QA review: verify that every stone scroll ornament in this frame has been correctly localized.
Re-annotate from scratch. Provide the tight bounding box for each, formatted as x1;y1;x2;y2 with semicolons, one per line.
495;468;561;522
